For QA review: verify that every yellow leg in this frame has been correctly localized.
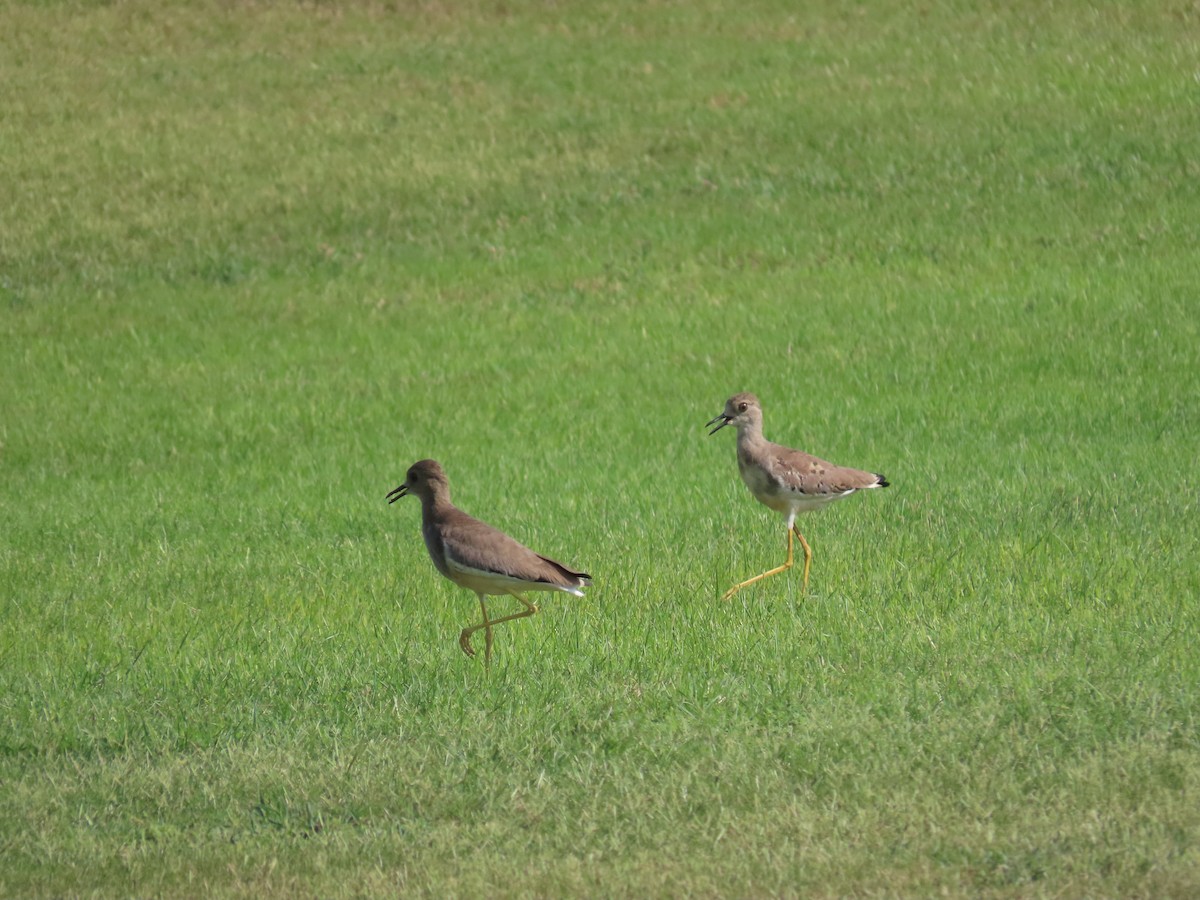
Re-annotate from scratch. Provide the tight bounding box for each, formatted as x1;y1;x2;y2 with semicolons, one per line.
460;594;493;662
793;525;812;592
722;528;796;601
480;595;495;664
459;592;539;662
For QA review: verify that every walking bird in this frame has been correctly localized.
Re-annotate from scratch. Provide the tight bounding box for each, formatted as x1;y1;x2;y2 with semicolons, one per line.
387;459;590;663
707;393;889;600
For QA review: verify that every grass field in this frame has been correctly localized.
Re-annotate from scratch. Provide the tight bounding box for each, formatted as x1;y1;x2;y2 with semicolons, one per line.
3;1;1199;896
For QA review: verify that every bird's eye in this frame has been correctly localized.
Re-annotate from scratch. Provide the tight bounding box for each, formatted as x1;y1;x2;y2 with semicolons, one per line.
738;402;747;412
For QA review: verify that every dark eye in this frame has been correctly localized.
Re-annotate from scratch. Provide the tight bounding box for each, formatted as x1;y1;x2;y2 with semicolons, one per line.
738;402;747;412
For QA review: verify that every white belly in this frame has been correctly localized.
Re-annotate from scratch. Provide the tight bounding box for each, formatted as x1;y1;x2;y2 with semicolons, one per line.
446;556;583;598
739;463;847;515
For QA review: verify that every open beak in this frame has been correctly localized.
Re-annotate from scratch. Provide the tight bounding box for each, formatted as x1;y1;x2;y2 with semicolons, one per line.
706;413;731;435
386;483;409;504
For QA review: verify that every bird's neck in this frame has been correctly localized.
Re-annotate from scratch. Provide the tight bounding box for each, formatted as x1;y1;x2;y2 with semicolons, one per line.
735;420;766;448
420;489;455;519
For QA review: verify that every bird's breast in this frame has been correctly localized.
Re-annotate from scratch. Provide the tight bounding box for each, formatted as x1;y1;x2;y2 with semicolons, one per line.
421;522;452;578
737;453;786;508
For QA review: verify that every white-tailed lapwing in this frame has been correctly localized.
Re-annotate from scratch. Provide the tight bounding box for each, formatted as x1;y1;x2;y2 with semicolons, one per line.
707;393;889;600
387;459;590;663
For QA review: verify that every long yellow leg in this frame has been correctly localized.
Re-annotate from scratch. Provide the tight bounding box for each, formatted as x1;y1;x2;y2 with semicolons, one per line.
479;595;495;663
722;528;796;601
459;595;490;661
459;592;539;663
793;525;813;592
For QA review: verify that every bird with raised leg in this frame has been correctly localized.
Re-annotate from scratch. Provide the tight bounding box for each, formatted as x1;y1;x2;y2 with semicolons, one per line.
707;393;889;600
387;459;590;665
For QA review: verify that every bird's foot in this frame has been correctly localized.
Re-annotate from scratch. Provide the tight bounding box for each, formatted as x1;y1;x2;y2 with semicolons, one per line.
458;629;476;658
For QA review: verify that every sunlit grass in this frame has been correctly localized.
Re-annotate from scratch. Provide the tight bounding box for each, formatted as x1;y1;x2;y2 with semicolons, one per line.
2;1;1199;896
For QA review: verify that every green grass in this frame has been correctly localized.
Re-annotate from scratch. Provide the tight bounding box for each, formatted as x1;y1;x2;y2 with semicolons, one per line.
3;0;1199;896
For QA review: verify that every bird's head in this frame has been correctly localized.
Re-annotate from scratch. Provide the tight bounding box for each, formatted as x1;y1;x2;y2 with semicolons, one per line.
386;458;449;504
706;392;761;435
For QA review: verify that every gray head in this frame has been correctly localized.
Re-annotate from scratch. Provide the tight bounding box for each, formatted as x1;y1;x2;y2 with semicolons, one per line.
386;458;450;504
706;392;763;435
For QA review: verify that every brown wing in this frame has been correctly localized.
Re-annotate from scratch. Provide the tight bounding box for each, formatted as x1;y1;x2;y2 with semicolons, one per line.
766;443;888;496
438;508;589;588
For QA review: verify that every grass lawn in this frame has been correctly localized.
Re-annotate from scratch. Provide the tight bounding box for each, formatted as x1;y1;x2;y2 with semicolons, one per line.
2;1;1198;896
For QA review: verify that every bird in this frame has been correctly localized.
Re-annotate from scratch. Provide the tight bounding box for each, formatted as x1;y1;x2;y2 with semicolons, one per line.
706;392;889;600
386;459;590;664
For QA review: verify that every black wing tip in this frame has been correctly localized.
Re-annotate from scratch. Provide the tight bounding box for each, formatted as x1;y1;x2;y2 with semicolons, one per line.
876;474;891;488
537;555;591;587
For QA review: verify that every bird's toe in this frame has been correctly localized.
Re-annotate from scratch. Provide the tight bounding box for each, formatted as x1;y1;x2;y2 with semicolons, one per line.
458;630;476;657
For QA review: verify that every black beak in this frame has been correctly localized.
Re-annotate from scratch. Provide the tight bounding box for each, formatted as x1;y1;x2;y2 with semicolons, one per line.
706;413;731;436
386;483;408;504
